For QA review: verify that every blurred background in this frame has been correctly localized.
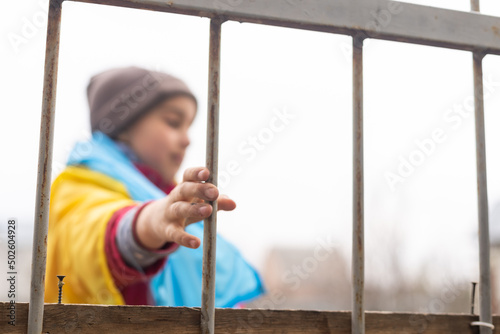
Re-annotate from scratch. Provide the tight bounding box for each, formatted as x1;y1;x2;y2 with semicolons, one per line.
1;0;500;314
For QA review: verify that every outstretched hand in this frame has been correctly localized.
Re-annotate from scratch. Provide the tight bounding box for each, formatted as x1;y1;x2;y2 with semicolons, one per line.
135;167;236;250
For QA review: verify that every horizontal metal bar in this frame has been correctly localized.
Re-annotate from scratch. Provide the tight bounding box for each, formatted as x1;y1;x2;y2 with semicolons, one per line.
66;0;500;55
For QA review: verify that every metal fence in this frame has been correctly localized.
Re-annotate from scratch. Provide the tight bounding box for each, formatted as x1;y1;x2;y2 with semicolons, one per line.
29;0;500;333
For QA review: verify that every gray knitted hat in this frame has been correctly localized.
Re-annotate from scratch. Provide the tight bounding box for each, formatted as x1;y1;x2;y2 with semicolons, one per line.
87;66;197;137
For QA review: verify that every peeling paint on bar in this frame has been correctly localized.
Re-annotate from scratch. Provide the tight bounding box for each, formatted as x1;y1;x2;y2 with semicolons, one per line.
201;17;223;334
470;1;493;333
28;1;63;333
352;36;364;334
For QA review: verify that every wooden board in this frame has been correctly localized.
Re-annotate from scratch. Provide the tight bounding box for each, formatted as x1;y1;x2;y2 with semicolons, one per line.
1;302;498;333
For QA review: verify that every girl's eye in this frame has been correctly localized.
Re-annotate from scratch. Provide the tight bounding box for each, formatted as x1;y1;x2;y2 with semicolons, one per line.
165;119;181;128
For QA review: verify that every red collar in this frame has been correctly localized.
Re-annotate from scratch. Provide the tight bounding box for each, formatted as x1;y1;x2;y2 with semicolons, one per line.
132;161;177;195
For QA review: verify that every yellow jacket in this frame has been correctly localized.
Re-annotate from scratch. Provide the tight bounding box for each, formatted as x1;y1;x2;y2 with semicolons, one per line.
45;165;138;304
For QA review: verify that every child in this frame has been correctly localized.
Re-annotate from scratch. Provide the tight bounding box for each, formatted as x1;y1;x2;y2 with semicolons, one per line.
44;66;264;306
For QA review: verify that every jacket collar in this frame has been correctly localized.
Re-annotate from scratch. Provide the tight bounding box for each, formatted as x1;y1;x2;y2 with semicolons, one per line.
114;139;177;195
133;161;177;195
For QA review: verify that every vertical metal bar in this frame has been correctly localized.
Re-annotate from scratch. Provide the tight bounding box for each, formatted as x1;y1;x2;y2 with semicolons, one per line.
473;49;493;334
201;17;223;334
471;2;492;333
28;0;63;333
352;36;365;334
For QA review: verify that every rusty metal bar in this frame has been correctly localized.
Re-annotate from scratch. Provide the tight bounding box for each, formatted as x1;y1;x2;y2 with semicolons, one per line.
470;1;493;333
68;0;500;56
201;17;223;334
28;0;63;333
352;36;365;334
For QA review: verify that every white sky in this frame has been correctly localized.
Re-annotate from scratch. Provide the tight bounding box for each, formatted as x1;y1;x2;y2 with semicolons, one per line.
1;0;500;296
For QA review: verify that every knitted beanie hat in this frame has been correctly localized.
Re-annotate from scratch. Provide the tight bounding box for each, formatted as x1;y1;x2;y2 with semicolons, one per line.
87;66;198;137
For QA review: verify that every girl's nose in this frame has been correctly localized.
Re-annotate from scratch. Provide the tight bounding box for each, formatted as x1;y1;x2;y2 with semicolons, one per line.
181;133;190;148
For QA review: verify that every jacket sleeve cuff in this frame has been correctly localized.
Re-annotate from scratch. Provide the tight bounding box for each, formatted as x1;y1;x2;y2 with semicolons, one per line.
118;201;179;269
104;203;177;289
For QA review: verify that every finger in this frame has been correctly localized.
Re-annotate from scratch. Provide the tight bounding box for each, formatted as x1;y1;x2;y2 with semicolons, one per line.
183;167;209;183
184;196;234;225
190;197;204;204
172;181;219;202
165;224;201;249
185;216;207;226
167;201;213;220
217;196;236;211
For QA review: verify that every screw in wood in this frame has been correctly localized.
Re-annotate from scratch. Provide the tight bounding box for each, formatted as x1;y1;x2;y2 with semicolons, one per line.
57;275;66;304
471;281;477;314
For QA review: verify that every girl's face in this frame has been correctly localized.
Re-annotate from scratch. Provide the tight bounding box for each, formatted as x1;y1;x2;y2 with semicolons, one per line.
117;95;197;184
